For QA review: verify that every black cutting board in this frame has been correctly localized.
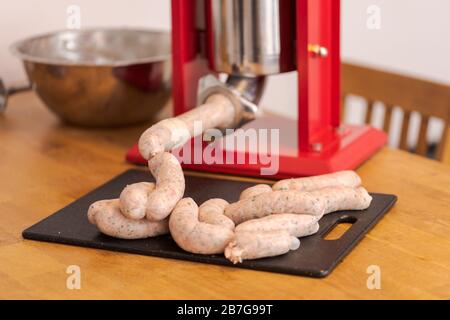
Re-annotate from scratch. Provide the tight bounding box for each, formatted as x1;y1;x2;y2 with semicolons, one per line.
23;169;397;278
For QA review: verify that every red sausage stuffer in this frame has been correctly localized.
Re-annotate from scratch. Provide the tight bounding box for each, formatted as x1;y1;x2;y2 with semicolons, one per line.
127;0;387;179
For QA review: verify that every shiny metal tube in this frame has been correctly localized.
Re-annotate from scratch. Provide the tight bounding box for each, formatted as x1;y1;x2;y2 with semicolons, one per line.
197;74;267;129
211;0;295;77
225;75;266;106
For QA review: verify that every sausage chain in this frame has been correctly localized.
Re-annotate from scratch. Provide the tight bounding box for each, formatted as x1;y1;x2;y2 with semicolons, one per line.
87;95;373;262
138;94;236;160
87;94;236;240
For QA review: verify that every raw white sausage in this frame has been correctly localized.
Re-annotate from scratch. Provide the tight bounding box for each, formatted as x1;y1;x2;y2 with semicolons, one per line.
310;186;373;214
239;184;272;201
169;198;234;255
225;231;300;264
146;152;185;221
235;214;320;238
138;94;236;160
273;171;362;192
119;182;155;220
88;199;169;240
225;191;325;225
198;199;235;231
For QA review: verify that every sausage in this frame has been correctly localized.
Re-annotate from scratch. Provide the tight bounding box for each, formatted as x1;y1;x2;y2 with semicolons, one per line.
310;186;373;214
146;152;185;221
119;182;155;220
239;184;273;201
224;191;325;225
273;171;362;192
225;231;300;264
198;199;235;231
88;199;169;240
169;198;234;255
138;94;236;160
235;214;320;238
225;186;372;225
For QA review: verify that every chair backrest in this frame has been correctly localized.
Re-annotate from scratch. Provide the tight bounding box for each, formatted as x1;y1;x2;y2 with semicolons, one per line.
342;63;450;163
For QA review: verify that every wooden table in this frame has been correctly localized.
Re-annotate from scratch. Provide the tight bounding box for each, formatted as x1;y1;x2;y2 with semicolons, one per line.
1;92;449;300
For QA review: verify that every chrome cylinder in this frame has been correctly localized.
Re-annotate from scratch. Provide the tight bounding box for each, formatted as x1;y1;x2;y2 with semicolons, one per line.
211;0;295;77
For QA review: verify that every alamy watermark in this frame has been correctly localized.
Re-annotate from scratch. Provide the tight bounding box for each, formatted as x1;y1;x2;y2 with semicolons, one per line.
66;265;81;290
171;121;280;176
67;5;81;30
366;265;381;290
367;5;382;30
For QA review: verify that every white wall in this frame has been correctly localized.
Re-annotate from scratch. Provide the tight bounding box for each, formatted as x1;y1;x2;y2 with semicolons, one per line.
341;0;450;147
343;0;450;84
1;0;449;146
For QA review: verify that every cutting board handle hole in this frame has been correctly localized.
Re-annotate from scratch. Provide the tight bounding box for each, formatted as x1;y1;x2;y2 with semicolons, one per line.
322;216;357;241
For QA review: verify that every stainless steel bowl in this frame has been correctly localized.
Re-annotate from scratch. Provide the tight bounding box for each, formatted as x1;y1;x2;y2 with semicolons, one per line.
9;28;171;127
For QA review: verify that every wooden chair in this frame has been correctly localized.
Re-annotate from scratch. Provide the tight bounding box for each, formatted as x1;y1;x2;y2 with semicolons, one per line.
342;63;450;164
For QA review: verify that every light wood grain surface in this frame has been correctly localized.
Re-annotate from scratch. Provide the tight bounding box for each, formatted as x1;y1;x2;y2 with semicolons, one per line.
1;92;449;300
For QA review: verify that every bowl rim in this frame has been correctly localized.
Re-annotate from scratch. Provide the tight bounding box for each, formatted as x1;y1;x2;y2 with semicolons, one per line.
10;27;172;67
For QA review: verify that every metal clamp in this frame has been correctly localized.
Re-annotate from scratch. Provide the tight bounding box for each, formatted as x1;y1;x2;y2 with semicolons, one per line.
197;74;265;129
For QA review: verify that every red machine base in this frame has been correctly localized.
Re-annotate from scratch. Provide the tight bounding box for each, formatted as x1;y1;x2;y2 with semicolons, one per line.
126;125;387;180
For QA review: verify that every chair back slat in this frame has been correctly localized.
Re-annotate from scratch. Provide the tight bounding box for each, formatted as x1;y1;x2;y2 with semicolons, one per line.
366;100;375;124
383;105;394;133
400;111;411;151
342;63;450;163
342;64;450;120
416;116;430;156
438;126;450;162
